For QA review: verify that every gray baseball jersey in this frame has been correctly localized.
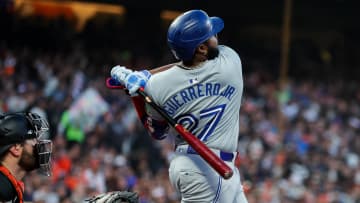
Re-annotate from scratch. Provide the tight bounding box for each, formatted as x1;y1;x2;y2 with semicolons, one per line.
145;45;243;153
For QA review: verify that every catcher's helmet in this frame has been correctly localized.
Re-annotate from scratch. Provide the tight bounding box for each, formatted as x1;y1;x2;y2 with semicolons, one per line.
167;10;224;61
0;112;49;155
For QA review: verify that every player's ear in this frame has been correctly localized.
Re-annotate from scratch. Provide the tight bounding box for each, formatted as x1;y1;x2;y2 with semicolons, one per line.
196;44;208;56
9;144;23;157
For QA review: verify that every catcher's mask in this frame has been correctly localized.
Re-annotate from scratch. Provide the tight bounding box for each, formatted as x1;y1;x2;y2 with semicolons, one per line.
26;112;53;176
34;139;52;176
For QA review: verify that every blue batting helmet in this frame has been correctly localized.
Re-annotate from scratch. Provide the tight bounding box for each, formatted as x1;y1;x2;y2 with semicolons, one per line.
167;10;224;61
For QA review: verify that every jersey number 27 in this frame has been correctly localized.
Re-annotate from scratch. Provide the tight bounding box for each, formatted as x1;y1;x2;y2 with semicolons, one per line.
176;104;226;141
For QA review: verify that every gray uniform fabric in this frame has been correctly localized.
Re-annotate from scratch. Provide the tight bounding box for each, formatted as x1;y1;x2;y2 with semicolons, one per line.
145;45;248;203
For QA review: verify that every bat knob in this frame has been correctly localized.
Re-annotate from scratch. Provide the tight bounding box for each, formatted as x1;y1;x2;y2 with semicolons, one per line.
106;77;125;89
109;78;121;86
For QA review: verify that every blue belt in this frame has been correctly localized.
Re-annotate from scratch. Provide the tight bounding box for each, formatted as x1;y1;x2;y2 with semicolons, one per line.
178;146;235;162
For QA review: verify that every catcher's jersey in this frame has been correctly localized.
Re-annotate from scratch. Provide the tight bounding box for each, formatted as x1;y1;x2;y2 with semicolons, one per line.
145;45;243;152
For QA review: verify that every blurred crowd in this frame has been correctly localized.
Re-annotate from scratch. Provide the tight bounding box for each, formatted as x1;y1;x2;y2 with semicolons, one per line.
1;11;357;203
1;43;358;203
0;41;178;203
238;73;360;203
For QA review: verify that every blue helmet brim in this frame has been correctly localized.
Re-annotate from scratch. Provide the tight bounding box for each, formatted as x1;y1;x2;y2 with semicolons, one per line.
210;17;224;36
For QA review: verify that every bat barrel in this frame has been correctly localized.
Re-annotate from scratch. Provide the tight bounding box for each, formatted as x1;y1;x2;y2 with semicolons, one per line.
174;124;233;179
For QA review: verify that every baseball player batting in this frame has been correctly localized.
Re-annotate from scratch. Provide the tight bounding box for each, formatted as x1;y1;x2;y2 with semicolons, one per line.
110;9;248;203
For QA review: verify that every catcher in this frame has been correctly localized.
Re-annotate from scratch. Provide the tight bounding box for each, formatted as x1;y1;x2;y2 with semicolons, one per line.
0;112;52;203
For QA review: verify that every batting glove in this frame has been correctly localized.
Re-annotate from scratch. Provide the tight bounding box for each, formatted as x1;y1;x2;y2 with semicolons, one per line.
110;65;133;85
124;70;151;95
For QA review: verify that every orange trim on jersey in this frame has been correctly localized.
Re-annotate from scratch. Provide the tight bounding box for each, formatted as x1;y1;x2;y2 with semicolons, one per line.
0;165;24;203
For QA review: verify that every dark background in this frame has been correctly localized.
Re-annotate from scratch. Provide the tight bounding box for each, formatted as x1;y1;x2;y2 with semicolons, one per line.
0;0;353;81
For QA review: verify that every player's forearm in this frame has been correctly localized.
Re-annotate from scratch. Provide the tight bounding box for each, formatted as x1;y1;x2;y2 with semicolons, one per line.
144;117;168;140
131;96;168;140
149;63;178;74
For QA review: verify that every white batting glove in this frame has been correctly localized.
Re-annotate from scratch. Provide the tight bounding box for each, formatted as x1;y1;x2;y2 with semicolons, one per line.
125;70;151;95
110;65;133;85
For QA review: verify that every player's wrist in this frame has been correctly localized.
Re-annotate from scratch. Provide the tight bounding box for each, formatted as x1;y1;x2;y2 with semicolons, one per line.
125;70;152;95
139;70;151;80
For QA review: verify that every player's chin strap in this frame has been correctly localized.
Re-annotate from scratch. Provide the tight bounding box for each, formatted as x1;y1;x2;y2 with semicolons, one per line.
85;191;139;203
